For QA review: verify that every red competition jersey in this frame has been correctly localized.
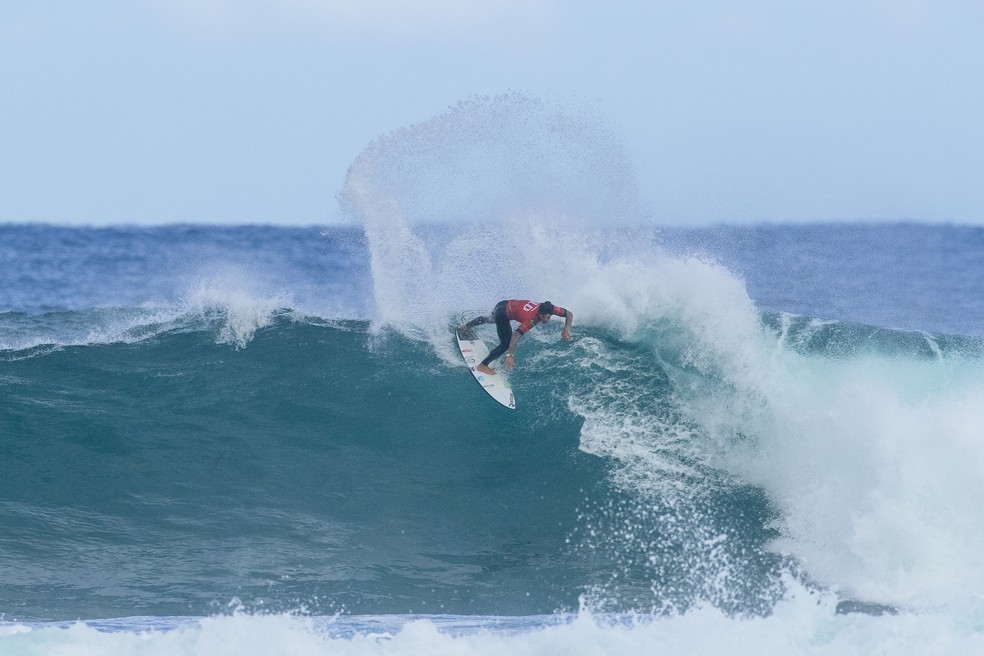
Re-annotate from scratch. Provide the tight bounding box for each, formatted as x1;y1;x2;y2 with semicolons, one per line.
505;300;567;334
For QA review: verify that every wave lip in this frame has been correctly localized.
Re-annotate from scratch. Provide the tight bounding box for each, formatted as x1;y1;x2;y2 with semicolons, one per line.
0;266;306;352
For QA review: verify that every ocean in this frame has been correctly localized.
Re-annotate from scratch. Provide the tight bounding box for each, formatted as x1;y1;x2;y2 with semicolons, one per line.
3;98;984;654
3;220;984;654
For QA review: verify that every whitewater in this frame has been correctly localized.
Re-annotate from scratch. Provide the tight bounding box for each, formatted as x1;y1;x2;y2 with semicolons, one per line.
3;95;984;654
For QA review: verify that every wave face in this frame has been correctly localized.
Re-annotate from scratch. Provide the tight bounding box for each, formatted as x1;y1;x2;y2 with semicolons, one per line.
0;317;786;619
1;320;591;618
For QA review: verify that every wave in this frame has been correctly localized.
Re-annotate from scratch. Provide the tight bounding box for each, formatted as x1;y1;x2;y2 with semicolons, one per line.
0;224;373;343
0;268;321;352
3;298;984;621
7;249;984;616
0;318;781;619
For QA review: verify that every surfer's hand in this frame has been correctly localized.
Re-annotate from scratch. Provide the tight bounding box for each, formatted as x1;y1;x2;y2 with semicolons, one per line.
505;354;515;369
561;328;571;341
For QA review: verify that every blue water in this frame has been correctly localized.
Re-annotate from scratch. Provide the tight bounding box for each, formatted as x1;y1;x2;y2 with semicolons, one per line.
3;97;984;653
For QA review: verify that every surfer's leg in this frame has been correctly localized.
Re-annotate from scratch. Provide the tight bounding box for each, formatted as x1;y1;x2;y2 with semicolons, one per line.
466;300;507;329
481;304;513;366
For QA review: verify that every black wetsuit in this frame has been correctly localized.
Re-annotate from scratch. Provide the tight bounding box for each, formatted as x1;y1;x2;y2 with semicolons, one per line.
465;300;511;366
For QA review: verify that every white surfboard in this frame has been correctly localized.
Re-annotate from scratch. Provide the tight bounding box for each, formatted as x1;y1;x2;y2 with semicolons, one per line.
455;326;516;410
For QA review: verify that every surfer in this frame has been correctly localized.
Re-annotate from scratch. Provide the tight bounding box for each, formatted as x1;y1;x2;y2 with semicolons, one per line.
458;300;573;375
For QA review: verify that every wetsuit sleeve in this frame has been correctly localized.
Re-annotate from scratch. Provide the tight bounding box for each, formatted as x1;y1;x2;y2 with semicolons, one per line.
554;306;568;317
516;320;533;335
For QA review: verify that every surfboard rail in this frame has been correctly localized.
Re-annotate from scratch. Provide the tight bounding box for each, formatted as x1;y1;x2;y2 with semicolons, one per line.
455;325;516;410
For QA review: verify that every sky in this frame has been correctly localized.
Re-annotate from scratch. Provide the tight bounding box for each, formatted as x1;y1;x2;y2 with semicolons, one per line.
1;0;982;226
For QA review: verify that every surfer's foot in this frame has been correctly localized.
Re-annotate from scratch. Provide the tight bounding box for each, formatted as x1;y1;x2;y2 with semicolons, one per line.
477;364;496;376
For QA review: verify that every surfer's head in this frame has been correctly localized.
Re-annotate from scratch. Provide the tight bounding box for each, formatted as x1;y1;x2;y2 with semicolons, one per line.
537;302;555;321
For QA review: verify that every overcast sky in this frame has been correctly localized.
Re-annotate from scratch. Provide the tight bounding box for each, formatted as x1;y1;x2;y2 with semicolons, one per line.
1;1;982;226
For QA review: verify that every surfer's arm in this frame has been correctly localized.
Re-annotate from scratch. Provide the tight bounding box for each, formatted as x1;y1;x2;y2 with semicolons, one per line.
561;310;573;341
505;333;522;368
